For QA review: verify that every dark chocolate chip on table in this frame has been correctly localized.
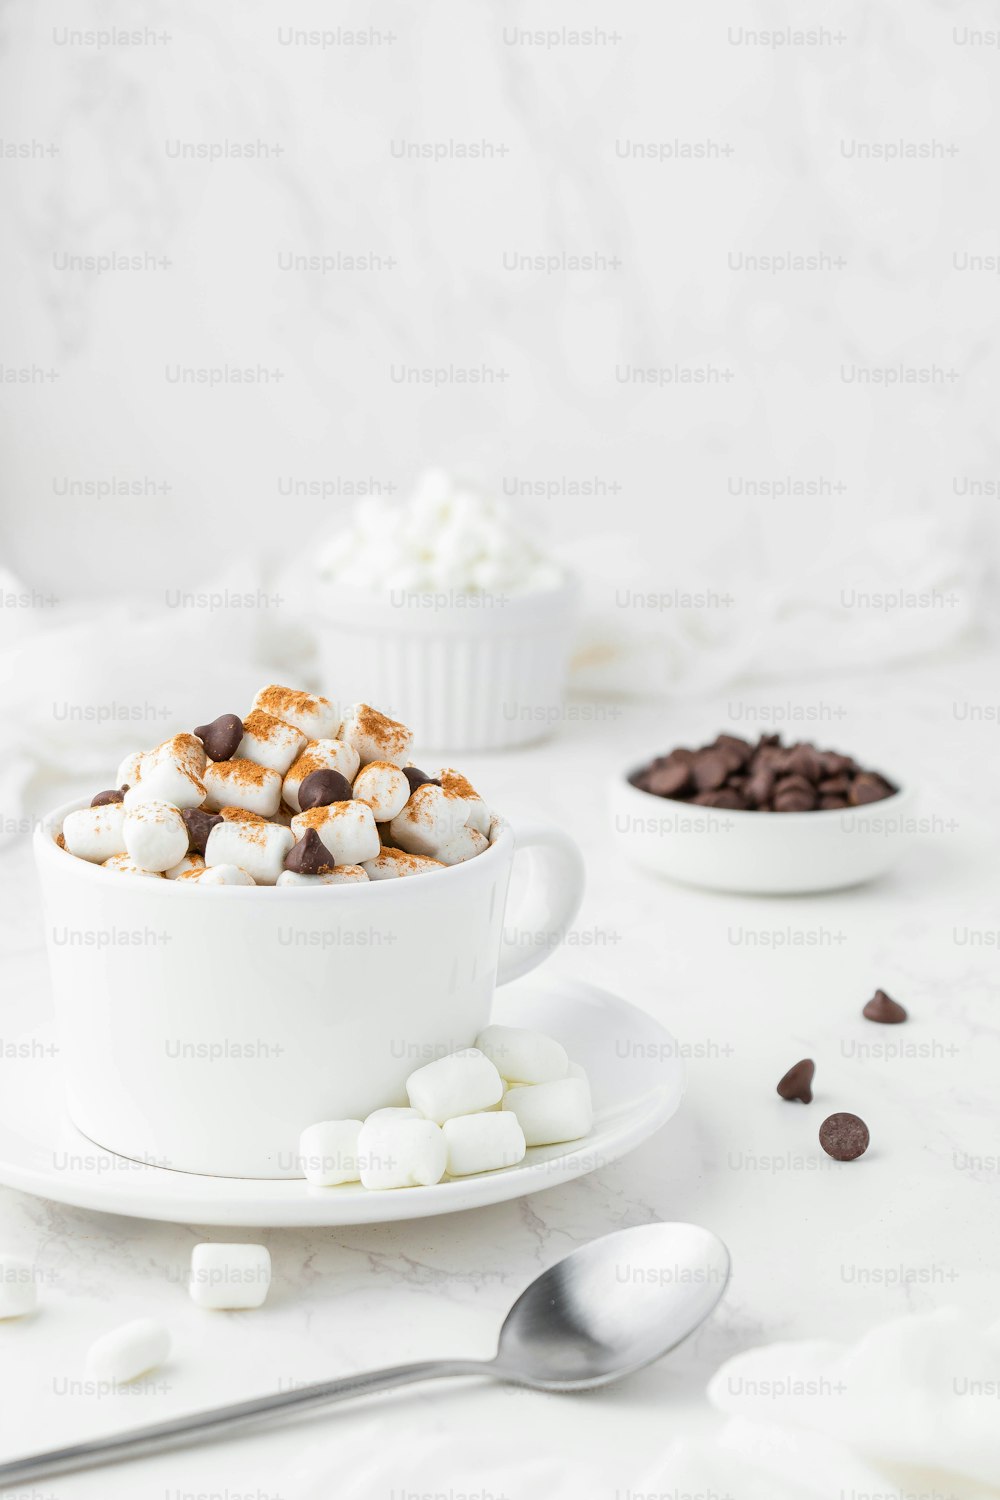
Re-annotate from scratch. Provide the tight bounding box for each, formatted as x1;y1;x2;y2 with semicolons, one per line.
819;1112;869;1161
91;789;125;806
194;713;244;762
403;767;441;793
777;1058;815;1103
298;769;353;810
182;807;223;855
283;827;336;876
863;989;907;1024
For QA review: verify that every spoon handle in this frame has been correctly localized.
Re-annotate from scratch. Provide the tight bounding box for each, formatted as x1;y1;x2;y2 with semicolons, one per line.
0;1358;490;1485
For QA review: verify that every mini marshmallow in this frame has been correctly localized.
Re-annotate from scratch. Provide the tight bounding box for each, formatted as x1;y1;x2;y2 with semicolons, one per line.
282;739;361;812
358;1116;446;1189
340;702;413;768
236;711;307;775
298;1120;363;1185
86;1317;170;1383
406;1048;504;1125
62;804;127;864
153;733;208;778
205;812;293;886
124;758;206;810
276;866;368;886
102;853;163;878
442;1112;526;1176
0;1257;38;1319
439;768;491;837
352;762;411;822
251;684;341;741
502;1078;593;1146
290;801;380;866
475;1024;570;1085
116;749;145;788
434;825;489;866
165;853;205;880
388;783;472;858
198;864;255;886
123;801;189;873
203;759;282;817
189;1243;271;1310
362;847;445;880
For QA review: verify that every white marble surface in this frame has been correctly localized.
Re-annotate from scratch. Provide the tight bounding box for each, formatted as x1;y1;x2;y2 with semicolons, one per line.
0;656;998;1496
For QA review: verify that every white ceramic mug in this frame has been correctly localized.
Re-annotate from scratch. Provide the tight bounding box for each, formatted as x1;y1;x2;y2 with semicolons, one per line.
34;804;584;1178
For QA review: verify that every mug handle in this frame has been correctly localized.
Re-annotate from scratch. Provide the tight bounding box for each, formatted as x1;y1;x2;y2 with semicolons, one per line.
496;818;586;986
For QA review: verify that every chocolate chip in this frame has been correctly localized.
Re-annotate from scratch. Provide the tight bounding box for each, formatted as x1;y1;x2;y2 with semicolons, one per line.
692;749;730;792
645;761;691;797
818;795;848;809
773;789;816;812
777;1058;815;1103
849;773;895;806
403;766;441;793
298;769;353;810
745;766;775;805
194;713;244;762
819;1112;869;1161
283;828;336;876
863;989;907;1024
91;789;125;807
182;807;223;855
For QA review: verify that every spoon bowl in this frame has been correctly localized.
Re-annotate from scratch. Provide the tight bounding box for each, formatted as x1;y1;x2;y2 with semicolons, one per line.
495;1222;730;1389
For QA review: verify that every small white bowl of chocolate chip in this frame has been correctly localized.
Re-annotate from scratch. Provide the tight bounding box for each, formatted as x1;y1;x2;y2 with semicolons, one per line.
610;733;915;895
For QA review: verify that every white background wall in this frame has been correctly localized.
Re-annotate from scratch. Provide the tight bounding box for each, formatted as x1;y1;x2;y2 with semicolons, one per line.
2;0;999;634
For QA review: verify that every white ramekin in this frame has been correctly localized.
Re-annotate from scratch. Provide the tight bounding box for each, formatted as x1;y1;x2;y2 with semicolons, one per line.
311;579;577;752
34;804;584;1179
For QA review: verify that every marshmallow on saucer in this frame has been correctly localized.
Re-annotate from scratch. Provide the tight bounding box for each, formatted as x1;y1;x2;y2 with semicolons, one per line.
86;1318;170;1383
290;802;380;865
189;1244;271;1309
0;1257;38;1319
502;1078;593;1146
251;685;341;741
283;740;361;811
406;1048;504;1124
124;759;206;810
165;853;205;880
102;853;163;878
442;1112;526;1176
276;866;368;886
475;1025;570;1085
298;1120;362;1185
205;811;293;886
352;762;410;823
362;848;445;880
366;1106;424;1120
439;769;491;837
203;759;282;818
340;703;413;768
237;711;307;775
198;863;255;886
123;801;189;873
62;804;127;864
358;1116;446;1189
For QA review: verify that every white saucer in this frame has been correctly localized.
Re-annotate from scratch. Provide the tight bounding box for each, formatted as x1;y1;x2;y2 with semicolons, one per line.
0;977;683;1227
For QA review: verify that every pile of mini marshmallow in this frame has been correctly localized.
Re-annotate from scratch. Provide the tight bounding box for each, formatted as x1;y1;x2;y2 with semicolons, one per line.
58;685;493;885
299;1023;593;1189
318;470;565;596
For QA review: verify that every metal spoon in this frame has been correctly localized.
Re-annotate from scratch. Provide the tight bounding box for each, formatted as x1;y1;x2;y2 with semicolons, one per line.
0;1221;729;1485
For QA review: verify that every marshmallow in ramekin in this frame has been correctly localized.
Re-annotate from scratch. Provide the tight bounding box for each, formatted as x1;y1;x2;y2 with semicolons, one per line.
62;803;127;864
251;685;340;741
102;853;163;878
124;758;206;810
352;762;410;823
153;733;208;778
282;739;361;812
237;711;307;776
340;703;413;768
438;768;491;837
123;801;189;873
388;783;475;859
165;853;205;880
198;864;255;886
205;811;294;886
290;802;380;865
276;866;369;886
116;750;145;788
203;759;282;818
